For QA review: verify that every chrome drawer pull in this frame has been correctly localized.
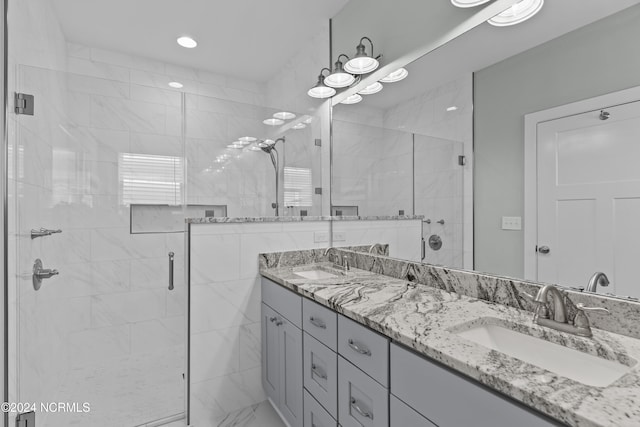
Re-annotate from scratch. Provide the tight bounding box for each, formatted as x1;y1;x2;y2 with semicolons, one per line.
350;397;373;419
311;363;327;380
269;317;283;326
348;339;371;356
309;316;327;329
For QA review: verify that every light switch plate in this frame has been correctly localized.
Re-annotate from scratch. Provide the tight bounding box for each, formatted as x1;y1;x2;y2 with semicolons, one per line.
501;216;522;230
314;232;329;243
333;232;346;242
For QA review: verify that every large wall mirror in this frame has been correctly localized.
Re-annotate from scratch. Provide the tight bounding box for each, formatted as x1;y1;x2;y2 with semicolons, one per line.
330;0;640;299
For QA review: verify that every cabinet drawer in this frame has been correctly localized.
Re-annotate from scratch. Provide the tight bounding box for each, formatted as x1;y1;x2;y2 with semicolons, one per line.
338;315;389;387
390;343;560;427
303;298;338;351
305;390;338;427
390;395;436;427
338;356;389;427
304;333;338;418
262;278;302;328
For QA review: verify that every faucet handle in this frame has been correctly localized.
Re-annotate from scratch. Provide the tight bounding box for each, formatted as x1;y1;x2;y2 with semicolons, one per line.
575;303;610;315
573;303;610;334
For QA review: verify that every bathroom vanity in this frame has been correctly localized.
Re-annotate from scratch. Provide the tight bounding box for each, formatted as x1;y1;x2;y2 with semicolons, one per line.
259;249;640;427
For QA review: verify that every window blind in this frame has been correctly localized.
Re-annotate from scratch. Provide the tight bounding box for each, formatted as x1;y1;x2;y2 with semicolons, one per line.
284;166;312;207
118;153;184;205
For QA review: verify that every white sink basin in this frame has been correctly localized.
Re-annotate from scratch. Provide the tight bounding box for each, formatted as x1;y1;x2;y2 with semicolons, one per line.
294;269;339;280
457;323;633;387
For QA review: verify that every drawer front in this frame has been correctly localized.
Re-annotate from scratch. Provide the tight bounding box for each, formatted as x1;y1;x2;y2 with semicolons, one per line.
390;395;436;427
304;333;338;418
390;344;561;427
303;298;338;351
262;277;302;328
304;390;338;427
338;356;389;427
338;315;389;387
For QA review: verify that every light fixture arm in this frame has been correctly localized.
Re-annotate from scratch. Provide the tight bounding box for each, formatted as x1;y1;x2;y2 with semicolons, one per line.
359;37;374;58
337;53;350;63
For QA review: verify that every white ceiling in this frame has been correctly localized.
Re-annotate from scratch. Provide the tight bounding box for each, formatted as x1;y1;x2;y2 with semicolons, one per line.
51;0;349;82
359;0;640;109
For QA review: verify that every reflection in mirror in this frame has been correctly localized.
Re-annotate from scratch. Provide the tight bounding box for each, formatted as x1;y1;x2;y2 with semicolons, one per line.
331;1;640;299
184;96;322;218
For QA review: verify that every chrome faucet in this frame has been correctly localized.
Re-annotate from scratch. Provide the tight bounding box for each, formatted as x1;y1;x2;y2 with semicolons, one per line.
534;284;567;323
528;284;610;337
368;243;385;254
343;256;350;272
323;247;339;265
586;272;610;293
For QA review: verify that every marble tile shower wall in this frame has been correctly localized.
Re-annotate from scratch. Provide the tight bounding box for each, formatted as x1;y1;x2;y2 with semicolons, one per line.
332;74;473;269
188;219;422;425
383;73;474;268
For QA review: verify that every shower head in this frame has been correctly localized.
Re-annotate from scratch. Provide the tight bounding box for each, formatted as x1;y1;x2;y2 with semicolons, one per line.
258;137;285;153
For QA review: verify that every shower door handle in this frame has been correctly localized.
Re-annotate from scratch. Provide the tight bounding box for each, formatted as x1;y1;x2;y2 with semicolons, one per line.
168;252;175;290
421;237;426;261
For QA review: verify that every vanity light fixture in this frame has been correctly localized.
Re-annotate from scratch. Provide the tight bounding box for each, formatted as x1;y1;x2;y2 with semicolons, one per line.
263;118;285;126
238;136;257;143
325;54;357;88
341;94;363;105
359;81;383;95
168;81;184;89
303;117;314;124
249;146;263;151
227;143;243;149
258;139;274;148
488;0;544;27
177;36;198;48
308;68;337;98
345;37;379;74
273;111;296;120
450;0;491;7
380;68;408;83
292;123;307;130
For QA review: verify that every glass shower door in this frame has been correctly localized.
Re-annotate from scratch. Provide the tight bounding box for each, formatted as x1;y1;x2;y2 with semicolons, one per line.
9;65;187;426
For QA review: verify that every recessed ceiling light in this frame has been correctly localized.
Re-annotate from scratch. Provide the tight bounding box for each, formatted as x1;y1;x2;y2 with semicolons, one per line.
238;136;257;143
273;112;296;120
168;82;183;89
450;0;491;7
303;117;314;124
447;106;458;112
249;146;262;151
292;123;307;130
488;0;544;27
177;36;198;48
341;94;363;105
359;82;383;95
380;68;408;83
263;118;285;126
227;144;243;149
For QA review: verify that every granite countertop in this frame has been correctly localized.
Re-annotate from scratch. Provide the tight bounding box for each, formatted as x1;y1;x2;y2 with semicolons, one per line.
186;215;424;224
260;262;640;427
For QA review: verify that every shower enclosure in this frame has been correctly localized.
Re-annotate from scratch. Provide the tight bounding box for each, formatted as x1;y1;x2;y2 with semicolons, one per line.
8;65;189;427
5;59;321;425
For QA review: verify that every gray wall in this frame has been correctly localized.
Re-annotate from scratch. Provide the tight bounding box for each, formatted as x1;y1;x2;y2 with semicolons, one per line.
474;5;640;277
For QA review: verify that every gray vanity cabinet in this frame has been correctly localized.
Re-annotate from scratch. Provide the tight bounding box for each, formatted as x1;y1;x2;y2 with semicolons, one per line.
304;390;338;427
304;332;338;417
390;343;561;427
338;356;389;427
261;278;303;427
390;395;436;427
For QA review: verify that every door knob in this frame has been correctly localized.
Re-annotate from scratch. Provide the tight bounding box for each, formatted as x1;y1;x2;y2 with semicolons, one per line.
538;246;550;254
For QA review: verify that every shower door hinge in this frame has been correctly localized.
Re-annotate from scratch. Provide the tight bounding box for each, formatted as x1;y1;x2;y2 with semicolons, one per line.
315;187;322;195
458;155;466;166
15;93;35;115
314;138;322;147
16;411;36;427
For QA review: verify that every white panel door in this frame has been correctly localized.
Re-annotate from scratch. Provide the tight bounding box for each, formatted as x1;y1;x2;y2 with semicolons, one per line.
537;100;640;296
